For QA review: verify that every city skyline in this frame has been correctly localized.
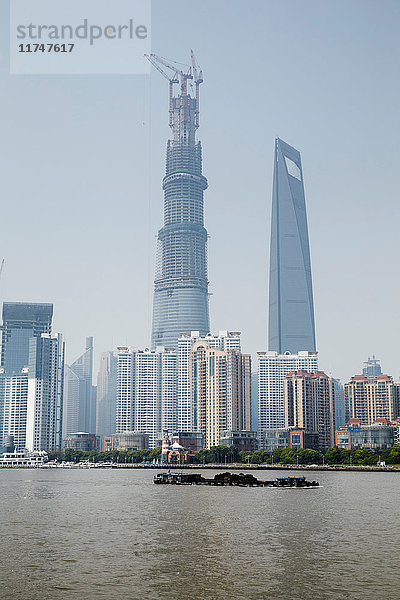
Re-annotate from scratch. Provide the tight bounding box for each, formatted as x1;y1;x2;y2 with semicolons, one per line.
1;1;399;383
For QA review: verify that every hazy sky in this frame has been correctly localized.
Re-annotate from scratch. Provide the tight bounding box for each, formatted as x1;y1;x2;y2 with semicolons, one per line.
1;0;399;382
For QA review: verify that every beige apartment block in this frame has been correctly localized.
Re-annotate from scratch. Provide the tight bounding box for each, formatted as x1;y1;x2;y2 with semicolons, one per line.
345;374;400;424
189;340;251;449
284;370;335;450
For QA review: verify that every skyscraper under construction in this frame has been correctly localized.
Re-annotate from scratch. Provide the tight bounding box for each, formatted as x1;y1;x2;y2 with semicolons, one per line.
147;52;210;349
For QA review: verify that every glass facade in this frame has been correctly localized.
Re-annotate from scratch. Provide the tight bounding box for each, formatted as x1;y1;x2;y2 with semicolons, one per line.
1;302;53;375
336;425;394;450
0;303;64;451
151;79;210;349
63;337;94;436
268;138;316;354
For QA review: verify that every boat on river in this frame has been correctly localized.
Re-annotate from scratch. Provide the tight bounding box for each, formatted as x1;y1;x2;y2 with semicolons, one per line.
153;471;319;487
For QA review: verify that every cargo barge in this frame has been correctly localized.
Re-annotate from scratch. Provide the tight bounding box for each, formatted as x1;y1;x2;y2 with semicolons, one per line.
154;471;319;487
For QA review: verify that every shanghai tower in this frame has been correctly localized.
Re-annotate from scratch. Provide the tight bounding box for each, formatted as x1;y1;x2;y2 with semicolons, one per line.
147;52;210;349
268;138;316;354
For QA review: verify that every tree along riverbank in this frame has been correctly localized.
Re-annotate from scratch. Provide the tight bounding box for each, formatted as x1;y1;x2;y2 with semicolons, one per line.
47;444;400;468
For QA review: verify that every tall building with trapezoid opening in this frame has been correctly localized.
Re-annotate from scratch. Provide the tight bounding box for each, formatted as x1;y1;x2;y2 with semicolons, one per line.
268;138;316;354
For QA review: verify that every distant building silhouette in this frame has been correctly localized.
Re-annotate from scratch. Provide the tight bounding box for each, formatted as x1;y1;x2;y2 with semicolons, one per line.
96;351;117;441
362;355;382;381
63;337;95;436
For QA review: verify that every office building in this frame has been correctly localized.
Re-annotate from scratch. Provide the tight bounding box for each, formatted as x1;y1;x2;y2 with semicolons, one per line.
26;333;64;452
96;351;117;440
362;355;382;381
63;337;95;436
178;330;241;432
1;302;52;374
150;52;210;349
264;428;319;452
220;430;257;452
189;339;251;449
284;370;335;450
268;138;316;354
0;303;64;451
258;350;318;447
332;378;346;429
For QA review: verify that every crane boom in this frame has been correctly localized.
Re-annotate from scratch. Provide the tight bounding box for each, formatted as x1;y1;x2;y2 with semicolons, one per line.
144;54;173;81
151;53;192;81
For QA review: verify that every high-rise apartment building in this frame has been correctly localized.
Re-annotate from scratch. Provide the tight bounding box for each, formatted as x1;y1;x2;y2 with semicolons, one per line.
96;351;117;440
63;337;95;436
0;302;64;451
284;370;335;450
116;346;177;448
116;347;135;434
178;331;241;431
345;374;399;424
150;53;210;349
268;138;316;354
189;339;251;449
0;370;28;451
160;348;178;435
258;350;318;447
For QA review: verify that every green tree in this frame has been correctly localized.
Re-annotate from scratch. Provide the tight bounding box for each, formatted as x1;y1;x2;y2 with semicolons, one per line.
325;446;349;465
386;445;400;464
297;448;322;465
272;447;285;464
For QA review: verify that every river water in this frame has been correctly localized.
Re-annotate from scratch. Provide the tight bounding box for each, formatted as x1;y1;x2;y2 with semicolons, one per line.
0;468;398;600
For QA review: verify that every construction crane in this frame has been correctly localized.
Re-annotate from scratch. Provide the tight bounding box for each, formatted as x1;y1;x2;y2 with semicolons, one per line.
0;259;4;281
145;52;200;127
190;50;203;128
145;54;179;128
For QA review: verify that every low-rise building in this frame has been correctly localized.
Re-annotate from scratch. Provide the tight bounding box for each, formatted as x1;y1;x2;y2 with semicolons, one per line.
171;432;204;452
336;421;394;451
264;427;319;452
64;432;99;452
103;436;113;452
160;432;195;464
220;431;258;452
111;431;149;451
